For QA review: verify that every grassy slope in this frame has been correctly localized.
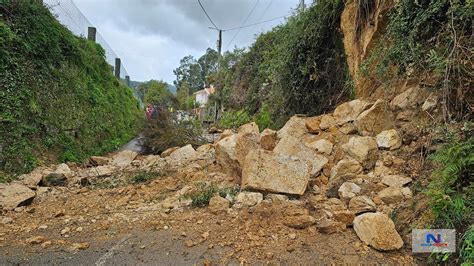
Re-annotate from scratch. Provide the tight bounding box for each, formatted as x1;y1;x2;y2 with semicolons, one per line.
0;2;143;177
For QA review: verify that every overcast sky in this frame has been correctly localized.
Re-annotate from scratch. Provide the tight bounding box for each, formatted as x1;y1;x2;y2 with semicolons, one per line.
68;0;300;83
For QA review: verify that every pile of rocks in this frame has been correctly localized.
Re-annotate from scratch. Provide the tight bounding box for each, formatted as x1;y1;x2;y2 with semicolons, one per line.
1;88;433;252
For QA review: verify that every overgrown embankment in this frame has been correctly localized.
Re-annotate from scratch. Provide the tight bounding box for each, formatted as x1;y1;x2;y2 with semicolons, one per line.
0;2;143;177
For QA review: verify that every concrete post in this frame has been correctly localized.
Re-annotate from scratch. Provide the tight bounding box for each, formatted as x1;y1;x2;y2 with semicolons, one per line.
87;27;96;42
114;58;121;79
125;75;130;87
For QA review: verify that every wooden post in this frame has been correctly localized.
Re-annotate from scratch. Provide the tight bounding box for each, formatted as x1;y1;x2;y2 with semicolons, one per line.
87;27;96;42
114;58;121;78
125;75;130;87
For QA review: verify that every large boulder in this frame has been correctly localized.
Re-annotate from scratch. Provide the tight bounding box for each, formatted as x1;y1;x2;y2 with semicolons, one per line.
354;99;394;136
110;150;138;168
215;134;240;177
166;144;197;169
277;115;307;139
330;159;363;180
306;139;333;156
353;212;404;251
0;183;36;210
260;129;278;150
190;144;216;167
333;99;372;125
235;132;260;166
342;136;378;169
274;136;328;176
238;122;259;135
216;129;234;143
242;149;311;195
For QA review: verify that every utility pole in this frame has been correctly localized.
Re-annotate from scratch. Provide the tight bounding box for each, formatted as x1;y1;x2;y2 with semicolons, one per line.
217;29;222;55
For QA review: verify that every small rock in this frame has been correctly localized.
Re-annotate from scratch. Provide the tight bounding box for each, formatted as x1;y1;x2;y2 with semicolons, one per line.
332;210;355;226
376;130;402;150
342;136;378;169
381;175;412;187
330;159;362;180
377;187;403;204
26;236;46;245
354;99;394;136
185;239;195;247
422;93;438;111
61;227;71;235
289;233;297;240
319;115;336;130
238;122;259;135
353;212;403;251
266;194;289;202
41;173;67;186
333;99;372;125
208;195;230;214
161;147;180;157
41;241;53;249
260;129;278;150
283;210;316;230
71;242;90;250
306;139;333;156
38;225;48;230
312;185;321;195
316;218;346;234
234;192;263;208
338;182;361;201
89;156;109;166
349;196;376;214
305;116;321;133
401;187;413;199
75;227;83;232
1;217;13;224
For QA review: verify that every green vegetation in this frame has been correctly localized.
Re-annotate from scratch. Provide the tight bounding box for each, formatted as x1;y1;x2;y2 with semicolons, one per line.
427;138;473;264
184;182;239;208
142;110;206;154
0;2;143;176
130;171;163;184
139;80;176;107
212;0;350;129
360;0;473;119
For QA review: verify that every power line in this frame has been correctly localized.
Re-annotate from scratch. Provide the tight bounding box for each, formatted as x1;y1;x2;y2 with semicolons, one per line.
223;15;287;32
197;0;219;30
225;0;260;50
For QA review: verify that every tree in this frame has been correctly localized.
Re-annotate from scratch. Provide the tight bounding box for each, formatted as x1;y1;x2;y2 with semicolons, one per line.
173;48;219;94
143;80;175;107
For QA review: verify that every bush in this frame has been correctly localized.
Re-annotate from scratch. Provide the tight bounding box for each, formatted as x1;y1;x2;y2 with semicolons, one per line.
213;0;350;126
142;110;207;154
427;138;474;264
218;109;252;129
130;171;163;184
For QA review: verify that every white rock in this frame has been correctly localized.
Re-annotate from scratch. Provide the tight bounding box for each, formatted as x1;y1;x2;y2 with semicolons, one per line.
333;99;372;125
110;150;138;168
422;93;438;111
401;187;413;199
349;196;376;214
376;130;402;150
234;192;263;208
338;182;361;201
377;187;403;204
